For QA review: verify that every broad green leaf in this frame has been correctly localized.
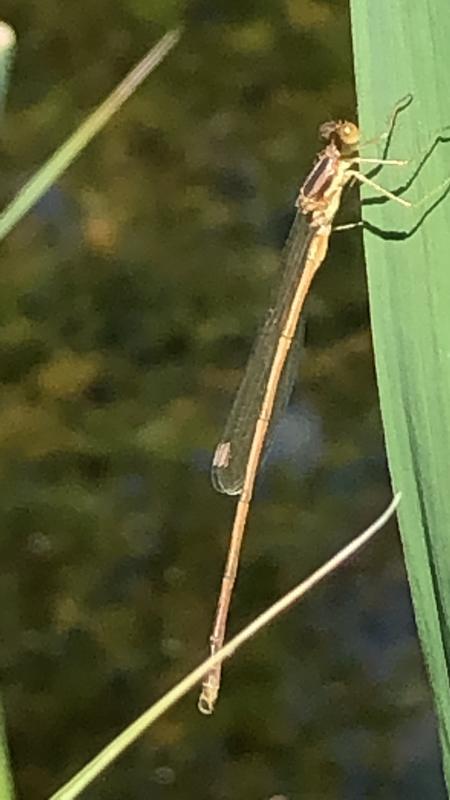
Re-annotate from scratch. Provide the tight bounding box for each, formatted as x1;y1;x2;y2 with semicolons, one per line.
350;0;450;788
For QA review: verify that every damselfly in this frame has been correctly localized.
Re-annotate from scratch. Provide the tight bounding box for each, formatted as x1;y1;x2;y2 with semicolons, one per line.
199;115;409;715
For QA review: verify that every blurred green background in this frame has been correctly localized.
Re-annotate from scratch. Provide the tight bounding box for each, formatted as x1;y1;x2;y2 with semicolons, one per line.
0;2;446;798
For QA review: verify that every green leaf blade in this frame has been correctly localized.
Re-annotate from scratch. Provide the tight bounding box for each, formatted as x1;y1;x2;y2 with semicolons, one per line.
350;0;450;788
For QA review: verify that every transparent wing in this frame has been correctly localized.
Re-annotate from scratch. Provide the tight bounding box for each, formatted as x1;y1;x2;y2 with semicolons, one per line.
211;212;314;495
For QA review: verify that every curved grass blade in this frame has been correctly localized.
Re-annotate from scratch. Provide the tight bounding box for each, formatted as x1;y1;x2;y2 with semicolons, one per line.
48;495;399;800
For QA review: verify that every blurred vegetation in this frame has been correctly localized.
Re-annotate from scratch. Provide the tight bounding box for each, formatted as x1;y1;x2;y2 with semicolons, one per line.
0;1;445;798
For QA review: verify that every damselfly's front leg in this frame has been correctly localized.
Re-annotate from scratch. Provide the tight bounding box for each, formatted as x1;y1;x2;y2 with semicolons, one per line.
347;169;411;207
349;168;450;211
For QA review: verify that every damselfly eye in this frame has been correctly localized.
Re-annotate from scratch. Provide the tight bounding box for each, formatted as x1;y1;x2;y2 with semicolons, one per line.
339;122;360;146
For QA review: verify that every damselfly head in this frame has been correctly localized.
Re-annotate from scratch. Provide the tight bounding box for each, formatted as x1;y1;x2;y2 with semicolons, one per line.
319;120;360;152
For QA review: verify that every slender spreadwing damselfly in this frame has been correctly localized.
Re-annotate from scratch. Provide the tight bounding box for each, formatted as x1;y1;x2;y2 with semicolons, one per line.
199;111;412;715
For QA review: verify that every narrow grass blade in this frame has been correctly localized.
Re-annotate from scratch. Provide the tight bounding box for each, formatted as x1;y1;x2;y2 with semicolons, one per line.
48;495;399;800
350;0;450;787
0;29;180;241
